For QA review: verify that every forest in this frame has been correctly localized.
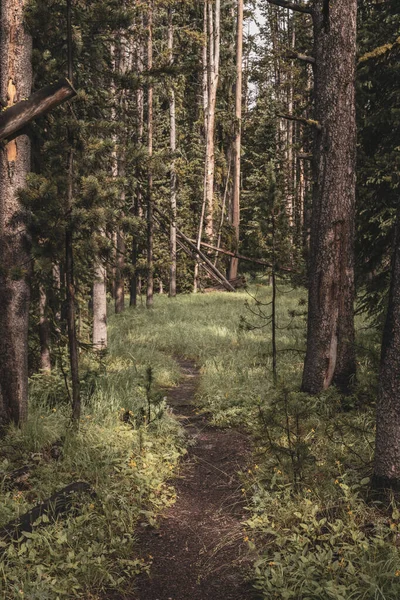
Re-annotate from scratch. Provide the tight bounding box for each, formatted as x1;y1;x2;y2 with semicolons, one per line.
0;0;399;598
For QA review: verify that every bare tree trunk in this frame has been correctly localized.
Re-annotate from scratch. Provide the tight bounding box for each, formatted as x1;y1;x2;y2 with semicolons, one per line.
0;0;32;427
204;0;220;239
301;0;357;394
66;0;80;423
194;0;209;292
146;0;154;308
228;0;243;281
373;208;400;491
168;8;177;298
92;261;107;350
130;16;144;307
39;285;51;372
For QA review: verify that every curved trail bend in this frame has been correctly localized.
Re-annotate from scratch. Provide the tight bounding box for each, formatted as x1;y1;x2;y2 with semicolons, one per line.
133;359;258;600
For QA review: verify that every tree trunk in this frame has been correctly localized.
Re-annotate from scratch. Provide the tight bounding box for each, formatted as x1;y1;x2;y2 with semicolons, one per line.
193;0;209;292
92;261;107;350
0;0;32;427
115;229;125;313
146;0;154;308
168;8;177;298
204;0;220;240
130;16;144;307
373;209;400;491
39;285;51;372
66;0;80;423
228;0;243;281
301;0;357;394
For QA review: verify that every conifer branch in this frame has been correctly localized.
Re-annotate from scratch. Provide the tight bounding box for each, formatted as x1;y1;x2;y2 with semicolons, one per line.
285;50;315;64
277;113;322;131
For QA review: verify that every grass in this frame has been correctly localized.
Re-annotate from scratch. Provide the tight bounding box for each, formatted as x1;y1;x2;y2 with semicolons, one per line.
0;280;393;599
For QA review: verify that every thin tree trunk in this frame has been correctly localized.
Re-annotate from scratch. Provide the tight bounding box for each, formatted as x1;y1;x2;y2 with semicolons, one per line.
228;0;243;281
215;154;231;266
168;8;177;298
92;261;107;350
301;0;357;394
66;0;80;423
0;0;32;427
373;208;400;491
130;16;144;307
115;228;125;313
204;0;220;239
146;0;154;308
194;0;209;292
39;285;51;372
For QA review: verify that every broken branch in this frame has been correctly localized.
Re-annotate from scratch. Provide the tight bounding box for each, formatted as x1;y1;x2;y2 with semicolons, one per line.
284;50;315;64
277;113;322;131
0;78;77;141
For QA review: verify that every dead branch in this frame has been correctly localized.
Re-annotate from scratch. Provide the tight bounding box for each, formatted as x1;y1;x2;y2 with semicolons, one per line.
0;78;77;141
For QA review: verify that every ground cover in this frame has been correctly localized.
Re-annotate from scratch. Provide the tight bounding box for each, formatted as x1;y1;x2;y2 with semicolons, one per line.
1;282;397;599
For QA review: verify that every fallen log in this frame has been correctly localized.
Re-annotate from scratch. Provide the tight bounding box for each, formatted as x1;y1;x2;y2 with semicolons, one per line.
1;465;33;491
0;481;95;542
0;78;77;142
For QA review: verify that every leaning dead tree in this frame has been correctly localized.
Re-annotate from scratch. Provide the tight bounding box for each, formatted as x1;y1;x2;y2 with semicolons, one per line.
0;78;76;142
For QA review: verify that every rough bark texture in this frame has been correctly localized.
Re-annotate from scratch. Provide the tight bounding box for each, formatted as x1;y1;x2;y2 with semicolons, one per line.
130;21;144;307
0;0;32;427
39;285;51;372
146;1;154;308
228;0;243;281
115;229;125;314
66;0;80;424
0;78;75;141
301;0;357;394
168;8;177;298
373;210;400;490
204;0;220;239
92;262;107;350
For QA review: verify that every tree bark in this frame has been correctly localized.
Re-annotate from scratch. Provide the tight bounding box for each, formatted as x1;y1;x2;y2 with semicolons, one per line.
0;0;32;427
0;78;76;142
301;0;357;394
146;0;154;308
66;0;80;424
130;14;144;307
115;228;125;313
204;0;220;239
373;209;400;491
193;0;209;292
228;0;243;281
92;261;107;350
39;285;51;372
168;8;177;298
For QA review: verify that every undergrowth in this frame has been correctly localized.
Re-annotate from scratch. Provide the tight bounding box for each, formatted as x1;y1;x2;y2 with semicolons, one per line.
0;311;185;599
1;282;395;599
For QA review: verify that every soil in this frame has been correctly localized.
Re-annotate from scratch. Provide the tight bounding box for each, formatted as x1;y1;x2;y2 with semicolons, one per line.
130;359;259;600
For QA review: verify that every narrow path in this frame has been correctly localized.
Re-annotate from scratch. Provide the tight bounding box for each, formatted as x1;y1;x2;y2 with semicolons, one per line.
133;359;257;600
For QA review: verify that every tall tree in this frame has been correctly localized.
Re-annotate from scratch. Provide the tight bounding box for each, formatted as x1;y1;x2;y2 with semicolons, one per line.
373;207;400;491
146;0;154;308
228;0;243;281
168;6;177;298
65;0;81;423
265;0;357;394
0;0;32;426
205;0;221;239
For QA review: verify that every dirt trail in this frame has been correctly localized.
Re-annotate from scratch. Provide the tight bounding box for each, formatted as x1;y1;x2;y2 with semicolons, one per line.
132;359;258;600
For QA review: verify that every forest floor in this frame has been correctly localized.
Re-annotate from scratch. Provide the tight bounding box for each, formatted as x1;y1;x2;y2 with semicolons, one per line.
132;359;258;600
